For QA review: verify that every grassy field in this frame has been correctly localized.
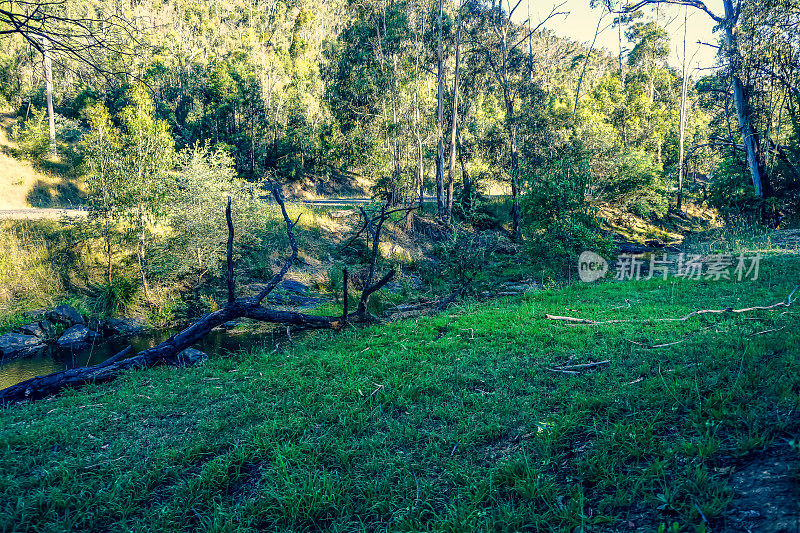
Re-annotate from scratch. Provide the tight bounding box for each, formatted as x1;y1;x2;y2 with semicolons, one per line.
1;254;798;532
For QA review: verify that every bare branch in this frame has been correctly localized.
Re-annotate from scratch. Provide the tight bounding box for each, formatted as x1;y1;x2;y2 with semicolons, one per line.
226;196;235;304
615;0;723;24
253;186;299;304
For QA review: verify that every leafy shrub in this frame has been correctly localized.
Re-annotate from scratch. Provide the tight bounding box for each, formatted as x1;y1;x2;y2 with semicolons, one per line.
521;158;611;277
601;148;668;220
12;107;51;158
426;226;511;295
98;272;140;315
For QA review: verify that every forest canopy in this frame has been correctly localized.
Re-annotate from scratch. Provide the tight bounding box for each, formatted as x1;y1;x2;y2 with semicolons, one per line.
1;0;798;231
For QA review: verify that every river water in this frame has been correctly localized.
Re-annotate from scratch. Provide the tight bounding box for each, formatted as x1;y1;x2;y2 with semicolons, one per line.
0;324;294;390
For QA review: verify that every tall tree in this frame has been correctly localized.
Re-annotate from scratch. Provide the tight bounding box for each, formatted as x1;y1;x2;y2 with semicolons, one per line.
613;0;771;197
482;0;565;238
445;0;463;222
436;0;446;218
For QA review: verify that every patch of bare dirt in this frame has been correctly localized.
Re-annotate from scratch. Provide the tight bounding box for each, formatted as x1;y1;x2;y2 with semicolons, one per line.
717;444;800;532
284;171;372;200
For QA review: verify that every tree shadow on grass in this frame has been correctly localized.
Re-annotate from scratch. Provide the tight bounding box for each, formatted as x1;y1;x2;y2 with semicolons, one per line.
26;179;85;208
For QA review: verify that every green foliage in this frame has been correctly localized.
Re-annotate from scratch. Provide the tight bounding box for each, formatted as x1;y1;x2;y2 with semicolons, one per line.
11;107;51;159
606;149;669;219
428;226;510;294
97;272;140;315
82;102;123;216
521;157;611;276
707;154;759;213
0;51;24;108
155;144;264;285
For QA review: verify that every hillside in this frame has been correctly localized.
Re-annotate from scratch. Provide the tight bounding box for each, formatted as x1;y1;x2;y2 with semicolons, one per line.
0;112;85;210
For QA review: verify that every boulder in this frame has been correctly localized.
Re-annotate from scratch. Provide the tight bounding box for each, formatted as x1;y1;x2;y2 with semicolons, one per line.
103;317;146;336
213;318;245;331
0;333;45;358
56;325;101;347
409;276;426;291
644;239;667;249
16;322;46;338
47;304;84;326
280;280;309;294
384;281;403;293
23;309;47;321
39;319;56;339
175;348;207;366
85;316;105;332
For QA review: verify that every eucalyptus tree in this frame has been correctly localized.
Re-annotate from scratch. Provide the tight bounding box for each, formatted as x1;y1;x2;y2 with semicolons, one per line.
82;84;176;302
476;0;566;238
609;0;772;198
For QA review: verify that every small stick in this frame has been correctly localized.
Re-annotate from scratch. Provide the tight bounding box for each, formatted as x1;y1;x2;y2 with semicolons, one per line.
555;360;610;370
342;267;349;322
547;287;798;326
625;324;716;349
547;368;580;375
749;326;786;336
411;470;420;510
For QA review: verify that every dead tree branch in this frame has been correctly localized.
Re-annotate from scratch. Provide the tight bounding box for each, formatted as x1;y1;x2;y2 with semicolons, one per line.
0;187;397;404
226;196;235;304
546;286;798;326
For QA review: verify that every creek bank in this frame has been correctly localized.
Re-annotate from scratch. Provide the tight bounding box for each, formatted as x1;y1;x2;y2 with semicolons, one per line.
0;304;146;360
1;281;332;362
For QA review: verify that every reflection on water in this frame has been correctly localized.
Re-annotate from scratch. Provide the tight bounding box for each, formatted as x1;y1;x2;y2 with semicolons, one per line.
0;323;293;390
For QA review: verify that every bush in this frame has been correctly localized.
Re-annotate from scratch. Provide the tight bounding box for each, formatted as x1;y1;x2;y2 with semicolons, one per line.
426;226;511;295
12;107;51;159
521;158;611;277
601;149;668;220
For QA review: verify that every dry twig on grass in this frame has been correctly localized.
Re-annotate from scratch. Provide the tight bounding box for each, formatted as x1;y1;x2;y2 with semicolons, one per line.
546;285;798;326
548;359;610;375
625;324;717;349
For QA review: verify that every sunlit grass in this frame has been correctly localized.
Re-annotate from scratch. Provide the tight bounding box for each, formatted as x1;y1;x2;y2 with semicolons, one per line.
1;255;798;531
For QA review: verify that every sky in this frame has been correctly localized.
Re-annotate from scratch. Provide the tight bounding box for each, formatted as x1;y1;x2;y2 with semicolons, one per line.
518;0;725;73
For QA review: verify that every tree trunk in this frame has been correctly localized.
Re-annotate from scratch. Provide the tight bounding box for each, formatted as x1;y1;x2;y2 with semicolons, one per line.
677;7;689;211
574;13;604;118
509;123;520;239
435;0;446;219
418;134;425;211
104;214;113;286
446;5;462;222
138;225;152;304
721;0;769;197
42;35;56;155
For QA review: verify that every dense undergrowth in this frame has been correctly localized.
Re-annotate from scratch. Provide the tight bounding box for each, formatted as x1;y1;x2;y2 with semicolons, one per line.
0;203;358;332
1;255;798;532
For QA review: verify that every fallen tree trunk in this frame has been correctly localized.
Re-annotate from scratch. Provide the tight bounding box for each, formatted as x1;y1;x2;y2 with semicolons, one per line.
1;187;396;405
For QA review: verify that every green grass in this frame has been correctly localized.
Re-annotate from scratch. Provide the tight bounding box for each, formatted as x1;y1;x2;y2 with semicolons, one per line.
1;256;799;532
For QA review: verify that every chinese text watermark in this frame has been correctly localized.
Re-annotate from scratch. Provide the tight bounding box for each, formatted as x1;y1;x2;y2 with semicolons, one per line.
579;252;761;282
